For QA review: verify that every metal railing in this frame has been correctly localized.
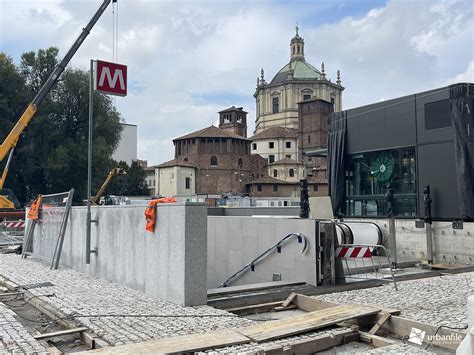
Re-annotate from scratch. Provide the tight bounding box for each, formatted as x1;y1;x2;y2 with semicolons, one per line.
220;232;308;288
336;243;398;291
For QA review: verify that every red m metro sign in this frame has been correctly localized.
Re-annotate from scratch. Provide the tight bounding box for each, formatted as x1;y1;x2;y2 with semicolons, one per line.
95;60;127;96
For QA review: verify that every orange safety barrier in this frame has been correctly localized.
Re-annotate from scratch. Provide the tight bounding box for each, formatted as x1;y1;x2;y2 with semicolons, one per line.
145;197;177;233
27;195;42;220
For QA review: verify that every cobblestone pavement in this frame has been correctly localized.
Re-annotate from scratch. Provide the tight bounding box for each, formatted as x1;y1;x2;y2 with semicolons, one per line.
0;254;469;354
0;254;253;347
315;272;474;328
0;303;46;354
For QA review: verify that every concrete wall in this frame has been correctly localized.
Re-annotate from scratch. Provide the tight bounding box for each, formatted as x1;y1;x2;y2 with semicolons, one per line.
346;218;474;264
207;216;317;289
32;203;207;306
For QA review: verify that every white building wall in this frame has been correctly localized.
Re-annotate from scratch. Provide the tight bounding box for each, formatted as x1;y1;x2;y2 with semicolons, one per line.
251;137;298;163
157;166;196;197
113;123;137;166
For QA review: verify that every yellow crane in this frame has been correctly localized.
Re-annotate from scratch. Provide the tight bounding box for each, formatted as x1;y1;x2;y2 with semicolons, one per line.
92;167;126;205
0;0;116;210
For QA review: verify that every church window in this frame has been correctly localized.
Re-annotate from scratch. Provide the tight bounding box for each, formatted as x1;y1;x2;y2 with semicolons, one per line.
286;141;291;148
286;154;291;159
268;155;275;164
272;97;279;113
297;46;300;54
313;184;318;191
210;156;218;167
252;143;257;150
308;135;311;143
257;185;262;192
331;97;335;105
304;94;311;101
237;115;243;123
273;169;278;177
238;158;243;168
273;185;278;192
185;177;191;189
184;157;188;162
269;142;274;149
293;47;295;55
289;169;295;177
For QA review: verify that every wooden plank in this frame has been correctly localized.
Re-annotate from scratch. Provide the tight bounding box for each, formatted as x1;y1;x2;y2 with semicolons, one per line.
430;263;466;270
294;294;339;312
274;304;297;312
360;332;395;348
381;315;466;351
239;304;380;343
34;327;89;340
368;313;391;335
225;301;283;315
88;329;250;354
264;329;357;355
281;292;297;308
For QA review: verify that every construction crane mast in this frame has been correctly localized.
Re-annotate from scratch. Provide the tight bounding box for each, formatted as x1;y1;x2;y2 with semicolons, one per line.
0;0;117;209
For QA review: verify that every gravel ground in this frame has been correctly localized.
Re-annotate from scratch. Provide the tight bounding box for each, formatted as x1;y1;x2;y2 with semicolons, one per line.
315;272;474;328
0;303;47;354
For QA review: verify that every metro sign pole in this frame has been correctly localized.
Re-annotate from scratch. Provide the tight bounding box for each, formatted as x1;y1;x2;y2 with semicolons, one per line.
86;59;127;264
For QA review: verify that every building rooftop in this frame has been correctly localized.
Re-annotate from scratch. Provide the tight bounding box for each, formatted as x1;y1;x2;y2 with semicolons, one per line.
174;125;249;141
250;127;299;140
269;158;304;165
157;159;196;168
246;175;298;185
218;106;247;114
271;60;322;85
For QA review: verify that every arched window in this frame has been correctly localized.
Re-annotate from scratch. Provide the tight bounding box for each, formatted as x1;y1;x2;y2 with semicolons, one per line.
210;156;217;167
293;47;295;54
273;169;278;177
184;157;188;162
238;158;243;168
289;169;295;177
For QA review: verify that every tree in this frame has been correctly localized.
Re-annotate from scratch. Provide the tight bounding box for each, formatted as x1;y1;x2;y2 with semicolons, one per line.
0;48;124;203
106;160;148;197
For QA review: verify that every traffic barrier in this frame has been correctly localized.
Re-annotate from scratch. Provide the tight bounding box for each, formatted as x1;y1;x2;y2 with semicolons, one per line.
336;243;398;291
2;220;25;229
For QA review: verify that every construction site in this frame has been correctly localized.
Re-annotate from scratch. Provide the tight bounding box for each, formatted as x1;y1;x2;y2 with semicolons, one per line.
1;0;474;354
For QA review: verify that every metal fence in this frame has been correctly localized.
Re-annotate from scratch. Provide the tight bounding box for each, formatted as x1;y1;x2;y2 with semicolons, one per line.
22;189;74;269
336;243;398;291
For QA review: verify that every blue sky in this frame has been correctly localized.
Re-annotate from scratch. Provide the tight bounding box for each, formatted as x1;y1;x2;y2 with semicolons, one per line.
1;0;473;165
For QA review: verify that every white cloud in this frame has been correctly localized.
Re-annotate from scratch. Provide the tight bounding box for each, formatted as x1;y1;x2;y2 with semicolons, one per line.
1;0;473;165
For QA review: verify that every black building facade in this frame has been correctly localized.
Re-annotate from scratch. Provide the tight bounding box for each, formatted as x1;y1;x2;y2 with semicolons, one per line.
328;82;474;220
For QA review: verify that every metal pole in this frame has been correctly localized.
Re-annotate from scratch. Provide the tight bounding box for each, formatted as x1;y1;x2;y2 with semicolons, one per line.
424;185;433;264
86;59;94;264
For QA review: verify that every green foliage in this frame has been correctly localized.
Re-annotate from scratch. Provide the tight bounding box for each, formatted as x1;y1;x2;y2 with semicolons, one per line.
0;47;136;203
106;160;148;197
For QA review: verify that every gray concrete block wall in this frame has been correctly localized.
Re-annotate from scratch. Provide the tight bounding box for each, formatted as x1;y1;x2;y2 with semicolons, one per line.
345;218;474;264
207;216;317;289
32;203;207;306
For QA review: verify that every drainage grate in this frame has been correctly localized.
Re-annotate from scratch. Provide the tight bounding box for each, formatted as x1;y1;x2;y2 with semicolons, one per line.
22;282;55;290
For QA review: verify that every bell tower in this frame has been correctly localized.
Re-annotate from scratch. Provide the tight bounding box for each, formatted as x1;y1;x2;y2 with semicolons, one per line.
218;106;247;138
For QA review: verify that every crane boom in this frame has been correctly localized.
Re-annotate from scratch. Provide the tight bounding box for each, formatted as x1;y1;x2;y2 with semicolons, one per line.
92;167;126;205
0;0;115;190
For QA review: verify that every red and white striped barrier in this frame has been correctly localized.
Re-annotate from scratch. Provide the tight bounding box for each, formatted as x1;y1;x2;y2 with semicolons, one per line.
336;246;373;258
2;221;26;229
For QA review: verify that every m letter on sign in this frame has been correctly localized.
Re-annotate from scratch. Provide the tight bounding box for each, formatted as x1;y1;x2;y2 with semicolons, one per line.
95;60;127;96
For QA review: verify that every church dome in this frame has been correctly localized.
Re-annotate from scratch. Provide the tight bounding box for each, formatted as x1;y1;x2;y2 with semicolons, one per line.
270;60;322;85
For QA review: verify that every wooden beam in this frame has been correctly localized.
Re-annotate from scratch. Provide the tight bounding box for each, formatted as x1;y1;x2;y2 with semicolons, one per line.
34;327;89;340
239;305;380;343
87;329;250;354
294;294;339;312
281;292;297;308
381;315;466;351
368;313;391;335
264;329;358;354
360;332;395;348
225;301;283;315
